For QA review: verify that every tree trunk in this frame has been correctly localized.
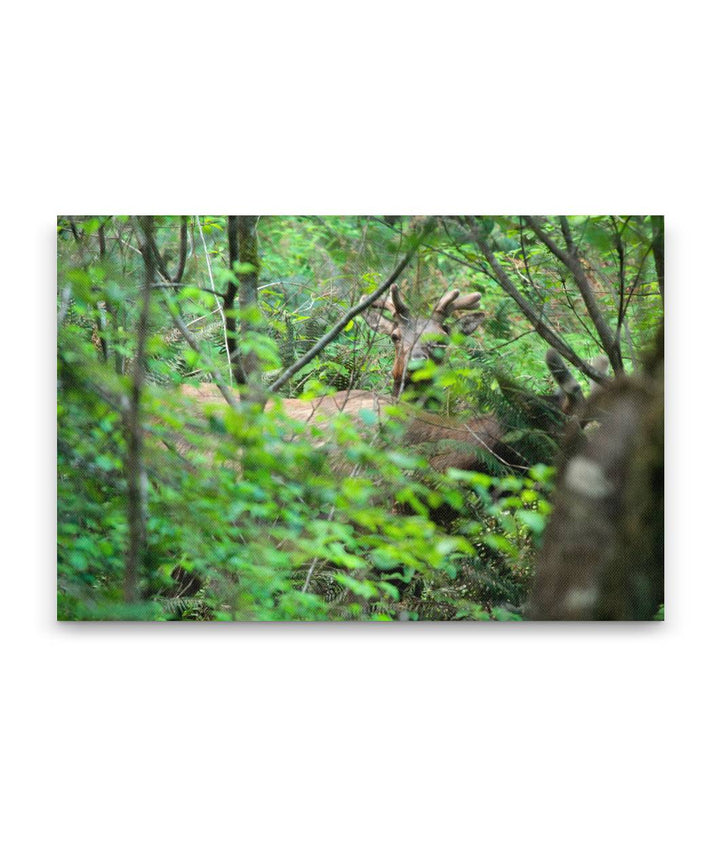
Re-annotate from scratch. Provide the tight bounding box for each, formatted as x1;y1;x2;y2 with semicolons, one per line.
527;329;664;620
123;216;154;604
225;215;260;388
651;215;664;300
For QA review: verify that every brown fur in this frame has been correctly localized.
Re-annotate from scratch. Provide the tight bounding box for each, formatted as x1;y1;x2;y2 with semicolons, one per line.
366;284;485;396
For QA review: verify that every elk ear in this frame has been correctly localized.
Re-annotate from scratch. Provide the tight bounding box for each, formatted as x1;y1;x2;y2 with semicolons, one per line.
546;349;585;414
363;310;397;337
455;311;486;336
588;354;610;394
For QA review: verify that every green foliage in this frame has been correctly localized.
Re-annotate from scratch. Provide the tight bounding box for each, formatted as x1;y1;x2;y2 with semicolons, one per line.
57;215;664;621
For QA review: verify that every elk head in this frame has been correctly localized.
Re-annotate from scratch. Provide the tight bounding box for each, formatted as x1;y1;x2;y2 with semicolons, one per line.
543;349;610;422
365;283;485;397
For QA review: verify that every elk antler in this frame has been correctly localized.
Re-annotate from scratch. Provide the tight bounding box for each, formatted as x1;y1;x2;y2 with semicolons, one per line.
432;288;460;318
451;292;483;311
432;289;482;320
373;284;482;323
372;281;410;318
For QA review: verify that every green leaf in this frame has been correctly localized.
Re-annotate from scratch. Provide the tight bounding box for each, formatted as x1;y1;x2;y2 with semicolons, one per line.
358;408;378;426
68;552;89;572
482;534;518;557
387;450;421;469
234;261;257;275
491;607;523;622
516;510;547;535
369;548;400;571
335;573;377;599
529;464;555;484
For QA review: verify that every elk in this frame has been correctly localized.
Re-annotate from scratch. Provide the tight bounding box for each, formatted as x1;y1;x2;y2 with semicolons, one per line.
364;282;486;397
543;348;610;420
178;285;592;480
179;284;486;422
169;288;614;600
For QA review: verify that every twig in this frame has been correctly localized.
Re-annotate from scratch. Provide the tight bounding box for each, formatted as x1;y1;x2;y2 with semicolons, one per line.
269;225;431;394
558;277;602;349
150;283;226;298
483;328;538;353
470;223;608;386
174;215;188;283
651;216;664;299
196;215;233;382
373;215;496;282
187;307;223;327
161;292;242;412
526;216;621;373
301;460;363;593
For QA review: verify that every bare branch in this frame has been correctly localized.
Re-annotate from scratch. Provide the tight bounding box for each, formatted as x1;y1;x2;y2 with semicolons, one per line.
151;283;225;298
268;224;432;394
147;230;172;282
196;215;234;382
161;292;242;413
470;222;609;386
173;215;188;283
526;216;622;373
651;215;664;299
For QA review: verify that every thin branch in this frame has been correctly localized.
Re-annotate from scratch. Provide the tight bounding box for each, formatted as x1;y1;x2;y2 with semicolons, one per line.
147;232;172;282
470;222;608;385
558;276;601;349
116;232;143;257
268;224;432;394
301;508;335;593
651;215;664;299
526;216;622;373
596;266;638;371
482;327;538;354
143;216;188;285
618;243;655;328
150;283;226;298
161;292;242;413
611;216;627;333
518;220;538;294
187;307;223;327
173;215;188;283
372;216;496;282
196;215;233;382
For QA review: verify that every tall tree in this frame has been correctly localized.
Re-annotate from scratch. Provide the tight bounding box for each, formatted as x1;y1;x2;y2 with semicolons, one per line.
225;215;261;388
123;216;155;604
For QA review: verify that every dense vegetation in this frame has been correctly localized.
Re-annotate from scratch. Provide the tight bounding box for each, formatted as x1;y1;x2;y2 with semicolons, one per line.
57;215;663;620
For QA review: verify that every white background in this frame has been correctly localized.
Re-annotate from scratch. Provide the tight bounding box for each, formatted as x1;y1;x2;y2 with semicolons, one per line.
2;2;716;854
